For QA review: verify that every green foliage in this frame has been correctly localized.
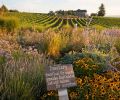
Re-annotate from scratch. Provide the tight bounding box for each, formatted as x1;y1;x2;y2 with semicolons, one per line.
0;51;52;99
57;52;106;65
48;11;55;16
21;25;47;32
61;24;73;33
0;16;19;33
1;11;120;99
55;9;87;17
91;13;97;17
92;24;105;31
9;9;19;12
56;53;82;64
73;58;100;77
17;29;85;58
92;17;120;27
0;5;8;12
3;12;120;29
35;25;47;32
0;56;6;65
115;38;120;54
98;3;105;16
97;43;111;53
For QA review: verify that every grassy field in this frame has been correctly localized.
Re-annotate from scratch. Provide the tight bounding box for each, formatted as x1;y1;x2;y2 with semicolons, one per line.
0;12;120;100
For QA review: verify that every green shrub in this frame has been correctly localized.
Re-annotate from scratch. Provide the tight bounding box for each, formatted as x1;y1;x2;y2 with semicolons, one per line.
73;58;101;77
57;52;106;65
56;53;85;64
97;43;111;53
0;16;19;33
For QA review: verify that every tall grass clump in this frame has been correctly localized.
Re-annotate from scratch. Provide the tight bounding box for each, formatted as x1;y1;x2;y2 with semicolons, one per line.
0;16;19;34
115;37;120;54
17;29;55;54
17;28;85;58
48;33;62;57
0;50;53;100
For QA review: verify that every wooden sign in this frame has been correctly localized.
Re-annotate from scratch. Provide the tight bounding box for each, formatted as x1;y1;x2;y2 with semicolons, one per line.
45;64;76;91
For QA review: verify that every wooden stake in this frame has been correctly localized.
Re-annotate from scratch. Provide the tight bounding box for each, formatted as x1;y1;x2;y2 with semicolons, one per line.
58;89;69;100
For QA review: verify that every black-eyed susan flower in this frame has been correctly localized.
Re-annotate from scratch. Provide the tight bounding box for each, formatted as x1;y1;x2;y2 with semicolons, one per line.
69;92;77;98
76;78;82;85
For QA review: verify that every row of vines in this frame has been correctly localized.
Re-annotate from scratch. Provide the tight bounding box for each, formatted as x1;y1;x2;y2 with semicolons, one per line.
4;12;120;29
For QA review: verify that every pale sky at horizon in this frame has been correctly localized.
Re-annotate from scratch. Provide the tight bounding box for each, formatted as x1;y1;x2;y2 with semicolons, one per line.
0;0;120;16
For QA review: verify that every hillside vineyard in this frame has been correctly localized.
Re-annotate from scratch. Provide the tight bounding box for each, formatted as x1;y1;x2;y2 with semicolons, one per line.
5;12;120;29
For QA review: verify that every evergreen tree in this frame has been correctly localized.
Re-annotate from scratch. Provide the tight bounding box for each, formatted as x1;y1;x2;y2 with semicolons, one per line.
1;5;8;12
98;3;105;16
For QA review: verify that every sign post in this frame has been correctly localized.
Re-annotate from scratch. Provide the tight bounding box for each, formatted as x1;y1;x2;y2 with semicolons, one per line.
58;89;69;100
45;64;76;100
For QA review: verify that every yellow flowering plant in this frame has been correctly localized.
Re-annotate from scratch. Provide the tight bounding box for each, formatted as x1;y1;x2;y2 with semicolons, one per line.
73;58;100;78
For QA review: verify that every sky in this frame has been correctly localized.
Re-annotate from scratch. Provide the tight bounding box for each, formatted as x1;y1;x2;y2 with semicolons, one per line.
0;0;120;16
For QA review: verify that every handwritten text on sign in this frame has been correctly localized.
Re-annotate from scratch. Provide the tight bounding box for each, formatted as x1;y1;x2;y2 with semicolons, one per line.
45;64;76;90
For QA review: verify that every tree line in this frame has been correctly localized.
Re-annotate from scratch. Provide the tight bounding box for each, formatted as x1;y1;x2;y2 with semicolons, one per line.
49;3;105;17
49;9;87;16
0;5;19;14
0;3;105;17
